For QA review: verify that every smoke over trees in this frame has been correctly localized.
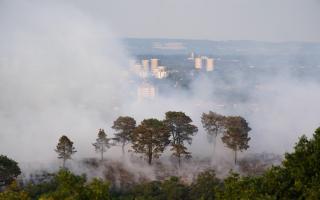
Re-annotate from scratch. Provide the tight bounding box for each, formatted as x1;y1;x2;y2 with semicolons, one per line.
50;111;251;166
201;111;252;164
1;108;320;199
1;127;320;199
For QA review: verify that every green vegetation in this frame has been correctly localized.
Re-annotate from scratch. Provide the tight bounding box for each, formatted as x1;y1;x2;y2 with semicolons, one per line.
1;110;319;199
221;116;251;164
0;155;21;187
131;119;170;165
164;111;198;167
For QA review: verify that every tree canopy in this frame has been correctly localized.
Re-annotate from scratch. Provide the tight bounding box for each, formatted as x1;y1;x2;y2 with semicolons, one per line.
201;111;226;160
0;155;21;186
93;129;112;161
112;116;136;155
131;119;170;165
222;116;251;164
164;111;198;166
55;135;77;168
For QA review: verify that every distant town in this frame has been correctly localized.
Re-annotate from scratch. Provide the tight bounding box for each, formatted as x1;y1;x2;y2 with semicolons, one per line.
123;39;320;108
131;52;215;100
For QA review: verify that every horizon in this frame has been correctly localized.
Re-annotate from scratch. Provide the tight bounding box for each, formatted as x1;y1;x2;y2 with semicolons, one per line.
123;37;320;44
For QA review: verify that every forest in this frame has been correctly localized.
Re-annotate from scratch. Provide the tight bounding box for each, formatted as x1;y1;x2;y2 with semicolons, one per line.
0;111;319;199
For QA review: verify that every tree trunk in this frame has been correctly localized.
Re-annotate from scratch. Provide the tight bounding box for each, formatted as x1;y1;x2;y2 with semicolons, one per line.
234;150;237;165
148;154;152;165
212;134;217;160
122;143;125;156
62;158;66;169
101;151;104;161
148;145;152;165
178;156;181;168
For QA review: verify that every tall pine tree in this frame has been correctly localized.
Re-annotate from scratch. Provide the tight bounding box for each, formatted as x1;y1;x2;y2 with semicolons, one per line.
55;135;76;168
112;116;136;155
164;111;198;167
222;116;251;164
93;129;112;161
131;119;170;165
201;111;226;160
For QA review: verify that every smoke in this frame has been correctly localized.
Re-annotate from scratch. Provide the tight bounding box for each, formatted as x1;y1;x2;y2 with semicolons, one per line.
0;0;134;164
1;0;320;181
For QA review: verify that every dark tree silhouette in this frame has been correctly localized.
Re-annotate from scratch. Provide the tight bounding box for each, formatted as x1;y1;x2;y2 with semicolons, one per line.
55;135;76;168
131;119;170;165
164;111;198;167
112;116;136;155
222;116;251;164
0;155;21;186
201;111;226;159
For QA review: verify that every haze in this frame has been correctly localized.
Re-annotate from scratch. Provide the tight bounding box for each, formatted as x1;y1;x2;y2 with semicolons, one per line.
0;0;319;171
72;0;320;42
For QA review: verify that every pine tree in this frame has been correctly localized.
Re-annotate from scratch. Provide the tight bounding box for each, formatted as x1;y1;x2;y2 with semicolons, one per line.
93;129;112;161
221;116;251;165
164;111;198;167
112;116;136;155
0;155;21;186
55;135;76;168
201;111;226;160
131;119;170;165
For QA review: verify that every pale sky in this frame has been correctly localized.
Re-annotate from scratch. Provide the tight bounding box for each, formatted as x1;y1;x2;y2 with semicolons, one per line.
72;0;320;42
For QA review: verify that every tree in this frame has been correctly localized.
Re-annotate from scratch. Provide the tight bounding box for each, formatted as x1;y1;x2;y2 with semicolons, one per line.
93;129;112;161
131;119;170;165
0;181;31;200
161;177;190;200
55;135;76;168
130;181;164;200
267;127;320;199
39;169;87;200
112;116;136;155
164;111;198;167
87;178;111;200
190;170;221;200
201;111;226;159
217;172;274;200
221;116;251;165
0;155;21;186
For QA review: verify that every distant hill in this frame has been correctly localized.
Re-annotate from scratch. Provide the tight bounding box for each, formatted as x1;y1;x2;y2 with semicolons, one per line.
122;38;320;56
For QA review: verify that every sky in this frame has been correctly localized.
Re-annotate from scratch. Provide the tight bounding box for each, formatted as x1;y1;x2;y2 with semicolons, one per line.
69;0;320;42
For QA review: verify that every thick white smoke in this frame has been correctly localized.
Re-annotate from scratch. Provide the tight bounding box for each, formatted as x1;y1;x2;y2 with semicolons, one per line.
0;1;133;165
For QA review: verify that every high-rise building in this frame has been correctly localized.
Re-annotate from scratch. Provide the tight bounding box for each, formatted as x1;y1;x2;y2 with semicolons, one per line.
155;66;168;79
195;57;202;69
188;52;195;60
138;82;156;100
142;59;149;72
150;58;159;74
206;58;214;71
